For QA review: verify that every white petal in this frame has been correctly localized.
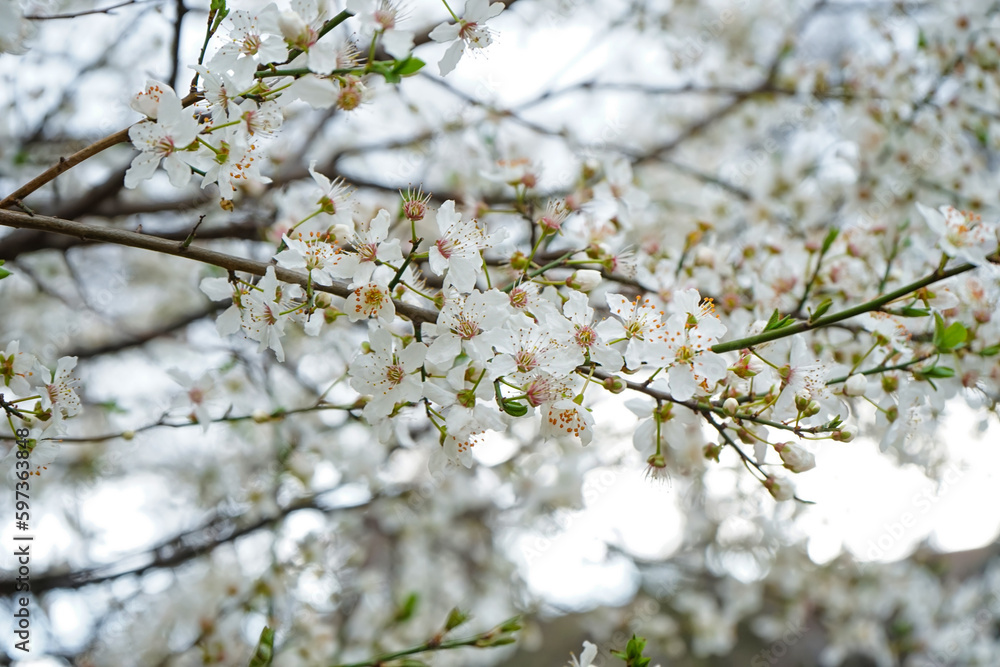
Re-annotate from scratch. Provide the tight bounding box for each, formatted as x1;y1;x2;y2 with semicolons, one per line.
383;29;414;59
437;40;464;75
306;39;340;75
124;152;161;189
287;74;338;108
429;22;460;43
163;154;192;188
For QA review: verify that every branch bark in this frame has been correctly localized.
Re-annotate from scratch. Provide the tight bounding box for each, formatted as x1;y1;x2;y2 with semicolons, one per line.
0;208;440;324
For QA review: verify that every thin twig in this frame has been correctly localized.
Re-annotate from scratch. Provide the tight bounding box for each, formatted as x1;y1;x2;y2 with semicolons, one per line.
25;0;151;20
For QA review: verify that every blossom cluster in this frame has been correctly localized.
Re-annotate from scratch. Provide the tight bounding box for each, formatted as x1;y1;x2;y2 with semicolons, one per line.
118;0;506;206
197;176;999;499
0;342;81;480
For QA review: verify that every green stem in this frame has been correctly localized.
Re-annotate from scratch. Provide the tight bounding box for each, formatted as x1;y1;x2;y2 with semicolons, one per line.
331;631;503;667
711;261;979;354
389;239;422;291
500;250;576;292
254;67;362;79
440;0;460;21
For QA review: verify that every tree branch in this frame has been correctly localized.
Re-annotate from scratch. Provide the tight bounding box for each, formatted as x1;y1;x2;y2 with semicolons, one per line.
0;209;440;325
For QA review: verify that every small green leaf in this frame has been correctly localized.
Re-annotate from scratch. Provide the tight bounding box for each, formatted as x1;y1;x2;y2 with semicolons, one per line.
916;365;955;380
394;57;426;77
763;309;795;332
764;308;781;330
444;607;470;631
821;227;839;254
899;306;930;317
0;260;10;280
809;298;833;322
612;634;651;666
938;321;968;352
248;627;274;667
979;344;1000;357
498;616;522;633
393;592;419;623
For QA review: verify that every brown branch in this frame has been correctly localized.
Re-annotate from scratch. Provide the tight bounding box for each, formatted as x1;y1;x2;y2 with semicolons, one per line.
0;217;268;261
0;209;440;325
0;93;200;211
0;128;132;210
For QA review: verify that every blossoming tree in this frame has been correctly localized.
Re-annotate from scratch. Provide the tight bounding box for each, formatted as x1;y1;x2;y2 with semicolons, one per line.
2;0;1000;664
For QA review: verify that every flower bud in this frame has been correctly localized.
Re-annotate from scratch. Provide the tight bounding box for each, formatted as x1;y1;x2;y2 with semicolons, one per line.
731;354;760;379
844;374;867;397
775;441;816;473
602;376;626;394
509;251;530;272
566;269;602;292
764;475;795;501
723;397;739;417
833;428;855;442
703;442;722;462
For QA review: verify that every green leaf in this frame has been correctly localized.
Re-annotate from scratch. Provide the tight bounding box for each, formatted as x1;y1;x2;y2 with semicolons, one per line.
820;227;839;254
763;309;795;332
611;634;651;666
444;607;470;631
809;298;833;322
248;627;274;667
916;365;955;380
0;260;10;280
899;306;930;317
498;616;522;633
979;344;1000;357
394;592;419;623
938;321;968;352
394;57;426;77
